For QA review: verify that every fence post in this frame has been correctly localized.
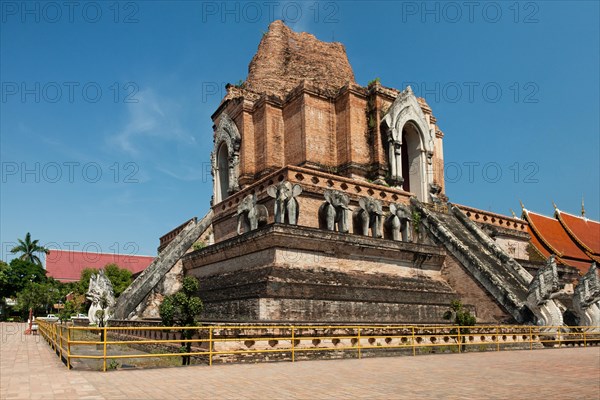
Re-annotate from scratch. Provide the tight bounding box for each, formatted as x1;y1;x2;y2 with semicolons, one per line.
496;326;500;352
103;326;107;372
357;327;361;359
209;327;213;366
59;325;63;360
457;327;461;353
583;330;587;348
529;326;533;350
557;327;561;348
67;326;71;370
291;327;295;363
412;326;416;356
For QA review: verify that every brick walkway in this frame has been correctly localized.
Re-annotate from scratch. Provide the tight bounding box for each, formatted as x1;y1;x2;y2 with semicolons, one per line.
1;323;599;399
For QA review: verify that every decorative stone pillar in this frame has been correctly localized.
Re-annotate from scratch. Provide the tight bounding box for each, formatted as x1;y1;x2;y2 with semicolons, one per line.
387;129;403;186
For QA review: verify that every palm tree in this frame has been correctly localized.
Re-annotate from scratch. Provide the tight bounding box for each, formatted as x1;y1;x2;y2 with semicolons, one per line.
11;233;50;266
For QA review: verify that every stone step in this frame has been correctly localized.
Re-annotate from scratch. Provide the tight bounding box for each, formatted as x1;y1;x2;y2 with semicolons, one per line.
411;199;530;323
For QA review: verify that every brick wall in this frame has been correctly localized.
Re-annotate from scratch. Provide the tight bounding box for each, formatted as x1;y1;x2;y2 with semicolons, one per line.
441;254;513;324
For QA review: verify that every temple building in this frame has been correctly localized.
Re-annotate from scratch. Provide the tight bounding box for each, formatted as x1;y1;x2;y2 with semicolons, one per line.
113;21;599;329
45;249;154;283
523;204;600;274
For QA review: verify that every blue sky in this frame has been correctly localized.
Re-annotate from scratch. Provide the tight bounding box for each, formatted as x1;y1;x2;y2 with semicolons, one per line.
1;1;598;262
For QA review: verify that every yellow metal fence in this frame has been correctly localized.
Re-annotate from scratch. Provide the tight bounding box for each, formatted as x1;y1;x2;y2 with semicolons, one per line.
37;321;600;372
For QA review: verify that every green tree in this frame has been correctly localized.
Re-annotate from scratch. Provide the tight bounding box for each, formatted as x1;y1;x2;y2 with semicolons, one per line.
76;264;132;297
0;261;10;320
76;268;97;295
2;259;47;299
159;276;203;365
58;300;77;322
10;232;50;266
0;260;9;286
0;261;10;297
15;282;60;317
443;300;476;351
103;264;132;297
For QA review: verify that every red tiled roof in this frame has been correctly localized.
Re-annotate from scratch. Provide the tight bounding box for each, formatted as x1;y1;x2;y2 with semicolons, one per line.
556;210;600;256
524;208;598;275
525;211;589;259
45;250;155;282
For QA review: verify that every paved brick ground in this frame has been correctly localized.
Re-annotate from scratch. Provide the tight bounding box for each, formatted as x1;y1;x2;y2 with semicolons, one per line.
1;322;599;399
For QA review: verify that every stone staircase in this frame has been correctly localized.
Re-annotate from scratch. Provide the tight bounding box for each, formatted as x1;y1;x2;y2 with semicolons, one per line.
411;199;534;323
112;210;214;320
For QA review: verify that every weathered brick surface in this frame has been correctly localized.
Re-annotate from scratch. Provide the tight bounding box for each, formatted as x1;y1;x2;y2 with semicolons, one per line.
257;298;453;323
441;254;513;324
283;94;305;166
245;20;355;98
185;223;457;323
304;93;337;166
211;22;447;192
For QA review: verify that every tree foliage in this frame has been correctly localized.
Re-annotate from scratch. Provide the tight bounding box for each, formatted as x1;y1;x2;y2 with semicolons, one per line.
159;276;203;365
0;259;47;299
10;232;50;266
58;300;77;322
0;261;10;296
0;257;68;320
15;282;60;316
443;300;476;327
76;264;132;297
103;264;132;297
443;300;476;351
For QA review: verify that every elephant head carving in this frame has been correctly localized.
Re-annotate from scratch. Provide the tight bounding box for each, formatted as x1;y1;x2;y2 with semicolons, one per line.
387;203;412;241
237;194;268;234
319;189;350;233
267;181;302;224
354;197;384;238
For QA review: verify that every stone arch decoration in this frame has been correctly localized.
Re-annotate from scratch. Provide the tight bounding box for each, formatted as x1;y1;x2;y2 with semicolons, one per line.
381;86;435;202
211;113;241;203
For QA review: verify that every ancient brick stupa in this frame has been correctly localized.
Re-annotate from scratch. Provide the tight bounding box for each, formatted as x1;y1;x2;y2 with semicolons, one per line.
115;21;597;329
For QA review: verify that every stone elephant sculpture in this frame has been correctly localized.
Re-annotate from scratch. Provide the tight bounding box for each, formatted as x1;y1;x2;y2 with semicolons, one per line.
319;189;350;233
387;203;412;242
267;181;302;225
354;197;383;238
237;194;268;234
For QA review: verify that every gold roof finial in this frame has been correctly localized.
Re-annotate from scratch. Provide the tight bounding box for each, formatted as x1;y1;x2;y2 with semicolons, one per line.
581;196;586;217
552;201;558;210
518;200;526;218
510;209;517;218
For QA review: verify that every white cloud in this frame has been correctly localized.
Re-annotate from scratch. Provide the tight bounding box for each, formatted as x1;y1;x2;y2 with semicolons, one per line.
109;89;195;156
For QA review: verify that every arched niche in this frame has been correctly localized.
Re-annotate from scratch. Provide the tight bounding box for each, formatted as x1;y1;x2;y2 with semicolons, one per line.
216;142;229;202
401;121;425;201
211;113;241;204
381;87;435;202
